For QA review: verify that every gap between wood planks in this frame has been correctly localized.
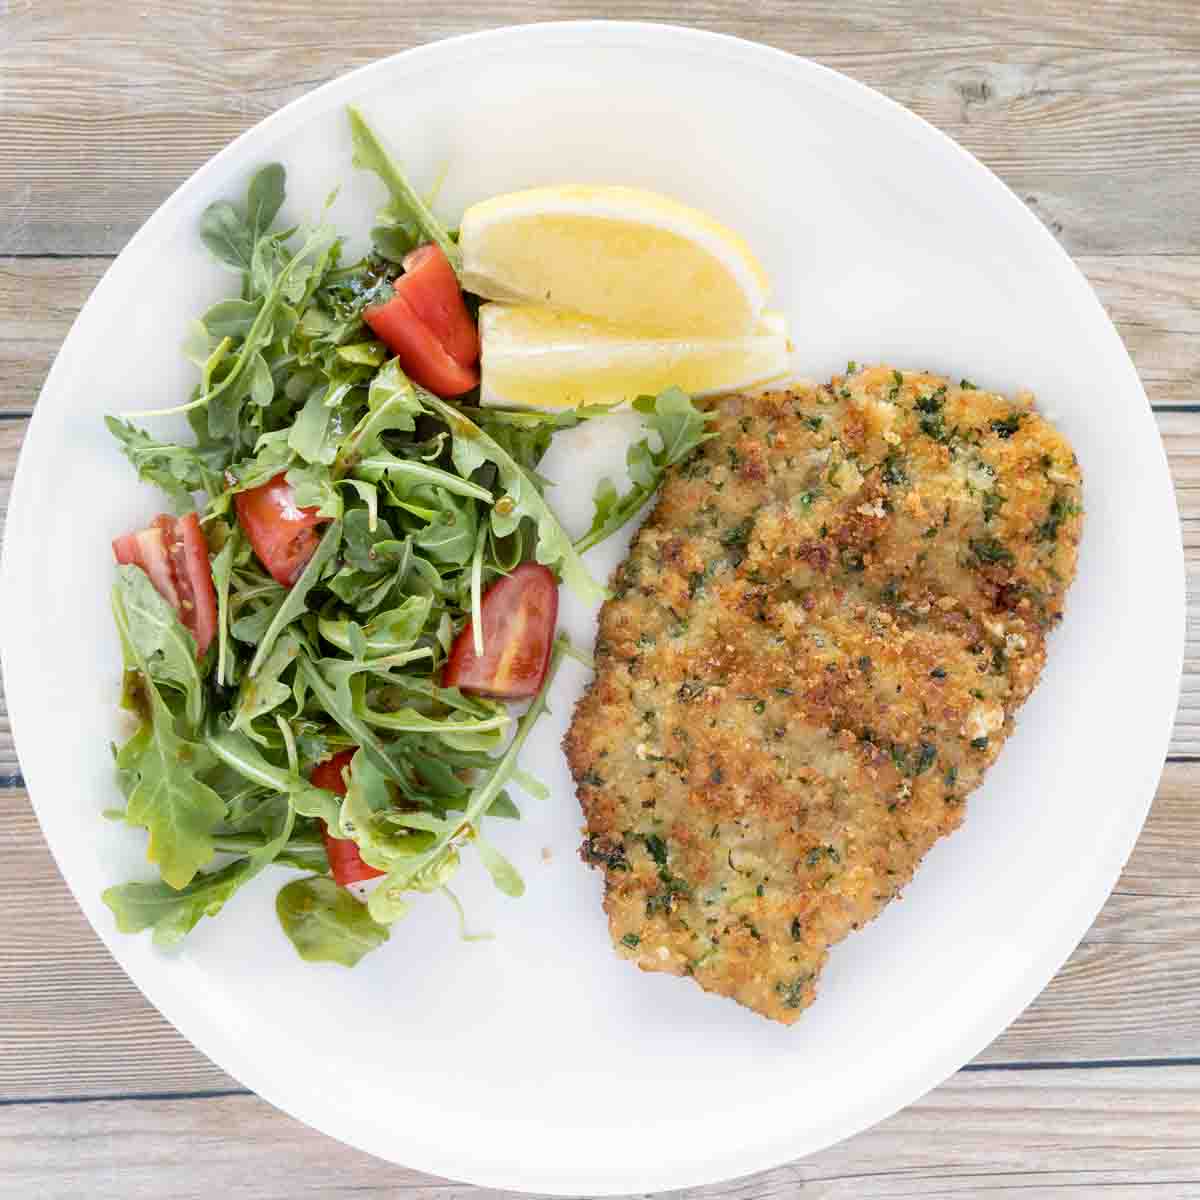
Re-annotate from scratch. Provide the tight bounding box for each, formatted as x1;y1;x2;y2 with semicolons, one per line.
6;1056;1200;1111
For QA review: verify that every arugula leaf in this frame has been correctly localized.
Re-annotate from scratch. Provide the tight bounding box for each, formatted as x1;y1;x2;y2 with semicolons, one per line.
104;859;256;946
412;487;479;566
355;696;510;741
364;636;568;925
295;654;407;788
106;418;227;512
205;726;331;812
510;766;549;803
338;508;407;575
202;298;259;338
287;387;342;466
210;525;241;687
112;581;222;889
464;406;592;487
247;163;286;242
417;390;605;604
333;357;422;475
104;783;296;946
338;751;440;871
317;594;432;656
286;463;343;518
195;164;287;276
288;366;365;466
248;518;342;677
276;875;391;966
354;449;494;504
347;106;462;274
575;387;715;555
114;713;224;891
275;844;331;874
371;222;419;263
134;222;338;445
474;835;525;898
199;204;255;273
231;632;300;740
113;565;205;729
633;386;715;463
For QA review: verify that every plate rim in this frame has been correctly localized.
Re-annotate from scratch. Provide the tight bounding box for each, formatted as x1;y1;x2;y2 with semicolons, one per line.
0;19;1185;1195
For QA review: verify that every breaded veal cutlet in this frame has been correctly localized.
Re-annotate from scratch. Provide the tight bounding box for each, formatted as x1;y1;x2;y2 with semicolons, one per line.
564;365;1083;1024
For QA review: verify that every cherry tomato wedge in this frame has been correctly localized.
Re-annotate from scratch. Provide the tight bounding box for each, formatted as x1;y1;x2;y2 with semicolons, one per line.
113;512;218;656
363;244;480;398
443;563;559;699
311;749;385;887
310;748;357;795
234;473;328;588
398;245;481;367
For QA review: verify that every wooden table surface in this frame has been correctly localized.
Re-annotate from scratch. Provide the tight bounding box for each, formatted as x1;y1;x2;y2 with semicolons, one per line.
2;3;1198;1197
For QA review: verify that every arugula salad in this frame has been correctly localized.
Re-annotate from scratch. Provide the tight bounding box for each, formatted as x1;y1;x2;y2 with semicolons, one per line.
102;108;712;966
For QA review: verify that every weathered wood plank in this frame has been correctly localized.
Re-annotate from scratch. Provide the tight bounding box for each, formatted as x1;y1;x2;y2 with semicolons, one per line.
3;1065;1199;1199
0;419;28;779
1;255;1194;416
1;765;1197;1101
1162;412;1200;756
0;259;105;415
0;4;1197;255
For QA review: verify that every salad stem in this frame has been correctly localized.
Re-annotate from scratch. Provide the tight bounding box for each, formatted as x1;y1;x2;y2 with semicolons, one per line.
211;834;324;854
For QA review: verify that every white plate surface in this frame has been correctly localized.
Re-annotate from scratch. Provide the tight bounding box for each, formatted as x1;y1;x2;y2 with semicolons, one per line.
0;22;1183;1196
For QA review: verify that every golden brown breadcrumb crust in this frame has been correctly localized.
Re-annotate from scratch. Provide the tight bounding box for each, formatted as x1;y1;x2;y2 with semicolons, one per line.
564;366;1082;1024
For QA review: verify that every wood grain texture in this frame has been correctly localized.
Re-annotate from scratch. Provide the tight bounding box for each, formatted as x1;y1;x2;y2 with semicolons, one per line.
0;259;103;416
4;1066;1200;1199
2;764;1198;1102
1;255;1194;416
1;3;1198;255
0;420;28;779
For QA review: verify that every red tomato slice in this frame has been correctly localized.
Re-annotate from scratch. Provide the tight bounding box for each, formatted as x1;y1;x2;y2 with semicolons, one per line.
115;526;180;608
363;244;480;398
311;748;385;887
159;514;219;657
311;748;356;794
398;245;481;367
443;563;559;699
113;512;218;656
234;473;327;588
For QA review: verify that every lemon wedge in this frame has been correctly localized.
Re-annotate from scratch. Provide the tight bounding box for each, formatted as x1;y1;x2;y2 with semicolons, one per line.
478;304;792;410
460;185;769;337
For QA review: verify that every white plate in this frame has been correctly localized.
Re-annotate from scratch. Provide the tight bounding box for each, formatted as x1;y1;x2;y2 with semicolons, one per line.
0;22;1183;1196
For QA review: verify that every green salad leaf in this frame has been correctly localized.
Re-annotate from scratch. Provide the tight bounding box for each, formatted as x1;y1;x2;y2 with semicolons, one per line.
247;518;342;676
113;565;205;728
106;417;228;512
362;636;567;925
276;875;392;966
113;709;224;892
576;387;716;554
103;859;259;946
417;390;606;604
347;105;462;274
112;573;223;888
104;787;297;946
